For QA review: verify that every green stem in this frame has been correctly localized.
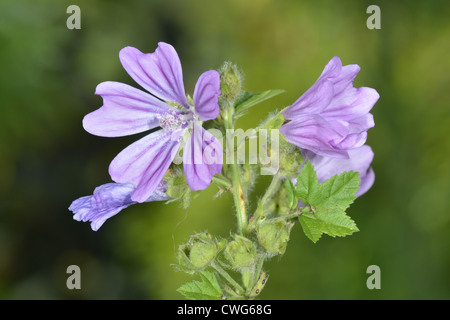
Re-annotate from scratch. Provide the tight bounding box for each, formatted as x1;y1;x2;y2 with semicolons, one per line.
253;253;266;288
224;105;247;235
211;261;245;295
252;171;283;225
212;174;232;189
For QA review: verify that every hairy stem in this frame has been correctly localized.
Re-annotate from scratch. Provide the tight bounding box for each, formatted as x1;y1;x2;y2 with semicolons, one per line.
224;105;247;235
250;171;283;228
211;261;245;295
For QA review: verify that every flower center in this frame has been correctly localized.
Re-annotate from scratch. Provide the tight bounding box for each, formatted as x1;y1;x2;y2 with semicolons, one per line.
159;110;191;131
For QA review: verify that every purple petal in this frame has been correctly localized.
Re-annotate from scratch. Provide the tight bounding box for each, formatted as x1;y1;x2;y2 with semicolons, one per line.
193;70;221;121
356;167;375;197
69;182;170;231
183;124;222;190
322;86;379;121
305;145;375;197
109;128;183;203
281;56;378;154
83;81;172;137
119;43;188;107
283;79;333;120
280;115;349;158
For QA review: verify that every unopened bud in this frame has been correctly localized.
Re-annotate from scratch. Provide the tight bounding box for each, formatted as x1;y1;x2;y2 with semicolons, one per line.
164;167;192;208
224;235;258;269
257;219;294;255
177;232;219;272
279;134;304;178
219;61;242;103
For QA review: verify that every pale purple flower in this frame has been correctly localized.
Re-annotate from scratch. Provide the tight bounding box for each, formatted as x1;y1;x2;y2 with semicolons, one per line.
303;145;375;197
69;182;170;231
83;42;222;203
280;56;379;158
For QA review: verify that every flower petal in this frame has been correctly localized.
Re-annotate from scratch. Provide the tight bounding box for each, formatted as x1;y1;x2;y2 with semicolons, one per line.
283;79;333;120
193;70;221;121
304;145;375;197
69;182;170;231
83;81;172;137
69;183;135;231
280;115;349;158
109;128;183;202
119;43;188;106
183;124;222;190
323;86;379;121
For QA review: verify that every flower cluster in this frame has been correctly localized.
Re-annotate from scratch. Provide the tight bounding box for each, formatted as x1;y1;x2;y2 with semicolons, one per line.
69;42;379;300
69;45;378;233
280;56;378;196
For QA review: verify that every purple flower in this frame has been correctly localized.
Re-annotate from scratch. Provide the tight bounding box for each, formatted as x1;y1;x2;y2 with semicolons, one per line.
83;42;222;203
69;182;170;231
280;57;379;158
303;145;375;197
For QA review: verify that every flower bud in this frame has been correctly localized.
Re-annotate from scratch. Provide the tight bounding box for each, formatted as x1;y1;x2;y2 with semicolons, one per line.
261;112;285;130
224;235;258;269
279;134;304;178
164;167;192;208
176;232;219;272
257;219;294;255
219;61;242;103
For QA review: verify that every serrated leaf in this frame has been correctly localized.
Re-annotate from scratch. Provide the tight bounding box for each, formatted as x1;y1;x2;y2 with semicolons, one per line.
296;161;360;242
234;89;285;118
177;271;223;300
295;161;321;204
299;212;359;243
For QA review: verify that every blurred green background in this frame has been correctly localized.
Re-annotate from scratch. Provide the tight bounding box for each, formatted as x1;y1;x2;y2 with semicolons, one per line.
1;0;449;299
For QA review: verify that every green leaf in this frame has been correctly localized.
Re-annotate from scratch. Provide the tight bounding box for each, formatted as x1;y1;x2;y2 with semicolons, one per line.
234;89;285;118
295;161;321;205
177;270;223;300
296;161;360;242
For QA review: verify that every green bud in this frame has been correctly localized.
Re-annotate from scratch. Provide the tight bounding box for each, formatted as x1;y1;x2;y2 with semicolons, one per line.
164;166;192;208
261;111;285;130
279;134;304;178
177;232;220;272
219;61;242;103
224;235;258;269
257;219;294;255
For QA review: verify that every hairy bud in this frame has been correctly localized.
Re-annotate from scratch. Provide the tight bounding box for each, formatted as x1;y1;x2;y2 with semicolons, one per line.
257;218;294;255
176;232;221;272
224;235;258;269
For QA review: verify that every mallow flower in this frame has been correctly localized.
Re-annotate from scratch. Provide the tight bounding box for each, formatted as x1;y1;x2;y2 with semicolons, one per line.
83;42;222;203
69;182;170;231
280;56;379;158
303;145;375;197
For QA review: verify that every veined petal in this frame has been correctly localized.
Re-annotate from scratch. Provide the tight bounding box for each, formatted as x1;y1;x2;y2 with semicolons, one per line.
183;124;222;190
109;128;183;202
119;43;188;107
318;56;342;79
283;79;333;120
83;81;172;137
323;86;379;120
69;182;170;231
280;115;349;158
193;70;221;121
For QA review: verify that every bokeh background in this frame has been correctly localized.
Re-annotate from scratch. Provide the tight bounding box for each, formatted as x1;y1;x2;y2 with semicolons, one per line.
1;0;449;299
